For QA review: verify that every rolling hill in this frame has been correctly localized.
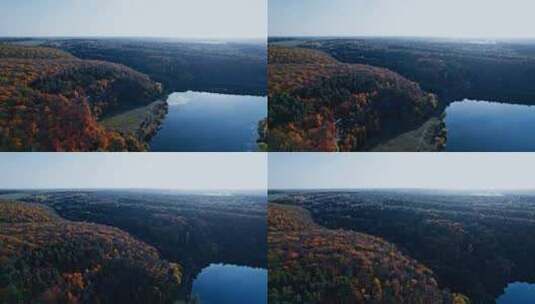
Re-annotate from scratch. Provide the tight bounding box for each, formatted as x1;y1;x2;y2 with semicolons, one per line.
0;44;165;151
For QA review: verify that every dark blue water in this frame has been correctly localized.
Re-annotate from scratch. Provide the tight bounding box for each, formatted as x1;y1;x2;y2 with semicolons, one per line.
150;91;267;152
191;264;267;304
445;99;535;151
497;282;535;304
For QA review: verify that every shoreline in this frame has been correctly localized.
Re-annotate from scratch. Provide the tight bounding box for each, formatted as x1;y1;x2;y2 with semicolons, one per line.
136;100;169;144
100;99;169;151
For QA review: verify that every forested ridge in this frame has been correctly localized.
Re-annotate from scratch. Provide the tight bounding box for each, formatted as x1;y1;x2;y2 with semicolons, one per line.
268;203;469;304
307;38;535;104
50;39;267;96
0;43;164;151
268;46;442;151
0;200;182;303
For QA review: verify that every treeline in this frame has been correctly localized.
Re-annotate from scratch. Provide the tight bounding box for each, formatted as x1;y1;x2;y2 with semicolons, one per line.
268;203;470;304
0;200;182;303
0;44;74;60
269;47;338;64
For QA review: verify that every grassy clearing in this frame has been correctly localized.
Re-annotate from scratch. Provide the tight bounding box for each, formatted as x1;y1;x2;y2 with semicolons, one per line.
101;101;163;134
370;117;442;152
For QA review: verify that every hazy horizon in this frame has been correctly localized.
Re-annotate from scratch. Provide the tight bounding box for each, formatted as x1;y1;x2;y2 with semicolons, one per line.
269;153;535;191
268;35;535;41
0;36;266;42
0;188;267;192
270;0;535;39
0;153;266;190
268;187;535;192
0;0;267;39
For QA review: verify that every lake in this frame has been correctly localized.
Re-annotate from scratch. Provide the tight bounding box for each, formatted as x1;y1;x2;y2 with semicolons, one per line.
497;282;535;304
149;91;267;152
444;99;535;151
191;264;267;304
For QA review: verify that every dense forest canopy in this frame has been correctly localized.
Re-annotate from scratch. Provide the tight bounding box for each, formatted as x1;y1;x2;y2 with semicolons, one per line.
0;200;182;303
268;202;469;304
271;190;535;304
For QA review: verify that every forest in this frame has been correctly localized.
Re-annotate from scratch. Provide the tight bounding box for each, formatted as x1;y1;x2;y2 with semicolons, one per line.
267;45;444;152
306;38;535;104
0;190;267;302
268;37;535;151
0;38;267;151
0;43;164;151
0;200;182;303
270;190;535;304
48;38;267;96
268;202;469;304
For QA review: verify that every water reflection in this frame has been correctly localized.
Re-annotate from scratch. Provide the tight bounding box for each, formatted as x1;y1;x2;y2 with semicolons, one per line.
445;99;535;151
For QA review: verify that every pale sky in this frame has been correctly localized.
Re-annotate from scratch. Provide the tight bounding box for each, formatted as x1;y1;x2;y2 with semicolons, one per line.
270;0;535;38
0;0;267;38
269;153;535;190
0;153;266;190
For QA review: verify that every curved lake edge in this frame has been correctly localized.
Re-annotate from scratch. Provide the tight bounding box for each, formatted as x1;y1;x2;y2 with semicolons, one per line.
148;91;267;152
194;263;268;275
178;261;267;302
447;98;535;108
189;263;268;304
496;281;535;303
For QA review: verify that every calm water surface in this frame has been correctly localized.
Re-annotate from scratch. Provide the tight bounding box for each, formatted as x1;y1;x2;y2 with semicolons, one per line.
150;91;267;152
445;99;535;151
191;264;267;304
497;282;535;304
